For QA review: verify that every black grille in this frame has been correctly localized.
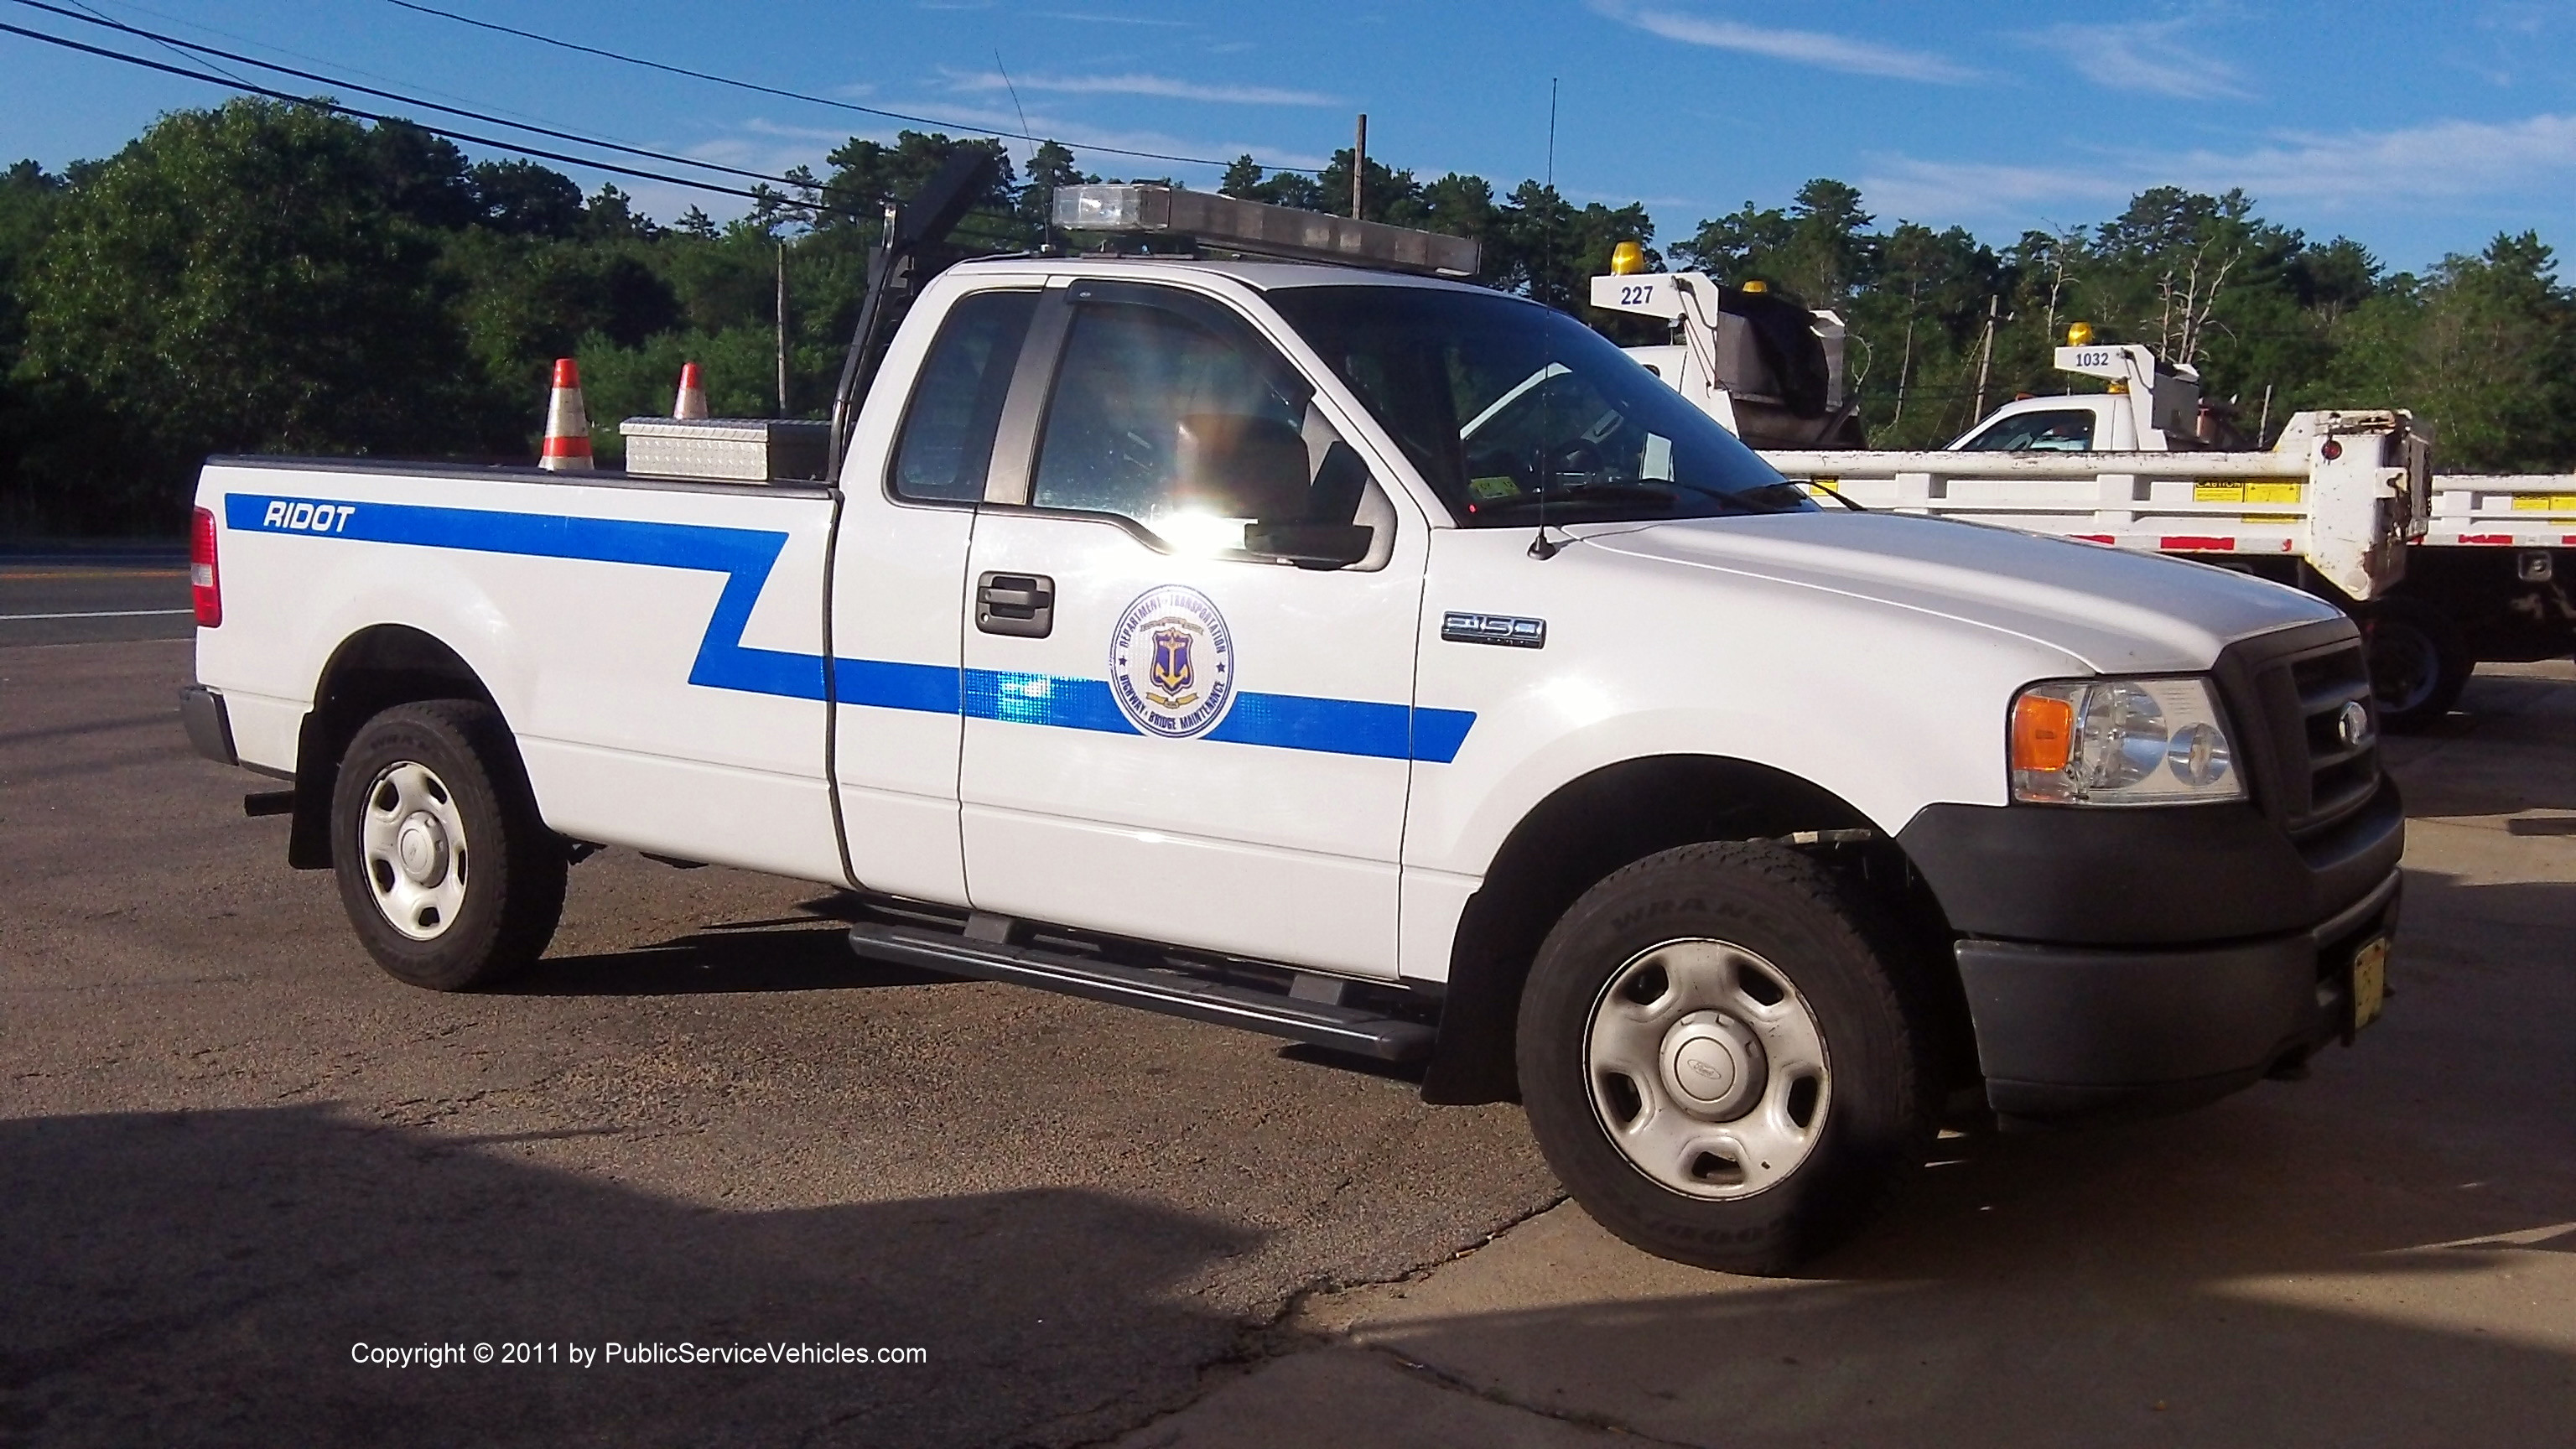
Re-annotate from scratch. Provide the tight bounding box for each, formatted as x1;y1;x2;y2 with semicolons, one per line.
2215;621;2382;838
2287;646;2381;828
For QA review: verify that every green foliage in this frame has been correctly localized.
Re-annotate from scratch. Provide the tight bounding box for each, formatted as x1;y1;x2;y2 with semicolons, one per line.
1676;179;1877;309
2305;234;2576;471
8;99;2576;537
13;100;486;530
576;325;839;461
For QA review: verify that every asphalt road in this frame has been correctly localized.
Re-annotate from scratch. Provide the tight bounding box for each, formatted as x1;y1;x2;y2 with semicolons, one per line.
0;635;1560;1447
5;636;2571;1447
0;553;192;647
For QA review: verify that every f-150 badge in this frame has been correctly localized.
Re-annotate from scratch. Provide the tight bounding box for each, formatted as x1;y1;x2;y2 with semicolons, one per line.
1112;585;1234;739
1441;611;1546;648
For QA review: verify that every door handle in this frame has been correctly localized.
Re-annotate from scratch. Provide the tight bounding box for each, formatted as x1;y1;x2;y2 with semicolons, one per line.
976;572;1055;637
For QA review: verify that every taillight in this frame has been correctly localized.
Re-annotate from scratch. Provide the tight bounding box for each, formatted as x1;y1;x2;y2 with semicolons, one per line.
191;506;221;627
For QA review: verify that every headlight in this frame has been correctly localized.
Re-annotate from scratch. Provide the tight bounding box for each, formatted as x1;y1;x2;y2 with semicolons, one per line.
2009;678;2244;806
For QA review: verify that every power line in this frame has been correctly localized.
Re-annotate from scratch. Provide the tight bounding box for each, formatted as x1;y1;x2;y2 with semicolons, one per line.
10;0;867;208
64;0;251;87
377;0;1322;174
3;6;1055;236
74;0;644;144
0;18;776;205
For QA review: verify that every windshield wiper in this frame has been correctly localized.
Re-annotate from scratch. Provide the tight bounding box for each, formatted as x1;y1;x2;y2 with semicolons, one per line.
1472;484;1685;522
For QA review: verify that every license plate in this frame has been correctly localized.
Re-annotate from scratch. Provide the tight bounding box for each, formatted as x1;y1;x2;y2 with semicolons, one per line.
2351;936;2390;1031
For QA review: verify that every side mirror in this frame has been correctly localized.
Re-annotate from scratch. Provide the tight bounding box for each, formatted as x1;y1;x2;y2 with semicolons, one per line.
1244;522;1375;569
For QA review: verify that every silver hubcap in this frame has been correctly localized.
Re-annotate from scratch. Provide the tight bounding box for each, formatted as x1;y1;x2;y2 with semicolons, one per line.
361;761;469;941
1585;938;1831;1199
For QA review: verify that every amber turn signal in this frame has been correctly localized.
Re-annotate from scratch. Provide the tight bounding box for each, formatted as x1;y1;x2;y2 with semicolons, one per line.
2010;693;2075;774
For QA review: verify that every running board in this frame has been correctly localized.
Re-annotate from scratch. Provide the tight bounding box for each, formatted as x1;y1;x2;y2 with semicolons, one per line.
846;922;1435;1063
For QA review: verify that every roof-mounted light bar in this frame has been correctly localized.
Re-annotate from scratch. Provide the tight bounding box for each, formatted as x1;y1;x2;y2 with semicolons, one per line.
1053;184;1479;278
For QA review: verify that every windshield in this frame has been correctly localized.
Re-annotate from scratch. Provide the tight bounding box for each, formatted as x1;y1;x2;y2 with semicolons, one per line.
1959;407;2097;452
1269;285;1812;527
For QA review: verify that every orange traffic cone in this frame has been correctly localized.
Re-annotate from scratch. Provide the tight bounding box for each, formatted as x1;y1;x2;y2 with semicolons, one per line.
673;361;709;420
539;357;593;471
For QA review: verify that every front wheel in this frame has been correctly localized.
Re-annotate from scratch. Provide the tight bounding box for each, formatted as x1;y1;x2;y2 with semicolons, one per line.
330;699;565;990
1516;841;1935;1274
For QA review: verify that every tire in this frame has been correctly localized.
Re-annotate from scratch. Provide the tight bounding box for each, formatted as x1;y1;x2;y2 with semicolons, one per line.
2364;597;2471;734
329;699;565;990
1516;841;1935;1275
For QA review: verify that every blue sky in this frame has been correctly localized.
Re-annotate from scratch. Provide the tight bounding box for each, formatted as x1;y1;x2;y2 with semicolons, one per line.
6;1;2574;273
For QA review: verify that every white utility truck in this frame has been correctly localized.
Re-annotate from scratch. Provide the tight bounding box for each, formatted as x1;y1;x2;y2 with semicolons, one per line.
1592;250;1860;450
1598;266;2568;730
184;171;2402;1273
1928;345;2576;727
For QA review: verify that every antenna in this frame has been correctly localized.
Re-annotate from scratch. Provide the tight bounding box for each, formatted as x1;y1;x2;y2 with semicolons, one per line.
1529;77;1564;560
994;49;1032;139
1545;76;1558;190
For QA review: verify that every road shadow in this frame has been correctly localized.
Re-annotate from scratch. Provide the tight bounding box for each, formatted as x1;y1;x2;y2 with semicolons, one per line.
1341;1018;2576;1444
506;894;948;997
508;925;948;997
0;1106;1254;1448
1324;844;2576;1446
2384;667;2576;817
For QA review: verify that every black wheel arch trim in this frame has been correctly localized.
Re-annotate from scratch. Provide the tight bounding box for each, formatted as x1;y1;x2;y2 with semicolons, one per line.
288;624;503;870
1420;754;1886;1106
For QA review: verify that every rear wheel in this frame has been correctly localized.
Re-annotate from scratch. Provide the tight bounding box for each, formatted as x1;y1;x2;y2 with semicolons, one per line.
2365;597;2471;733
1517;841;1935;1274
330;700;564;990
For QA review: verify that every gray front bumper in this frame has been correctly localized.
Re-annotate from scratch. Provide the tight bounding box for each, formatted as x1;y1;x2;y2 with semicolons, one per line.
1958;868;2402;1123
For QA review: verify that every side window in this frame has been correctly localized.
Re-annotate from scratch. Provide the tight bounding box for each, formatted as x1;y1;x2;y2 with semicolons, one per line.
890;289;1038;501
1030;299;1382;563
1961;408;2096;453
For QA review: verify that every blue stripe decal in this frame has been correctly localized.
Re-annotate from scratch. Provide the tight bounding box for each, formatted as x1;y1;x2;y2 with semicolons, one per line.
227;492;1474;762
963;669;1131;733
837;657;965;714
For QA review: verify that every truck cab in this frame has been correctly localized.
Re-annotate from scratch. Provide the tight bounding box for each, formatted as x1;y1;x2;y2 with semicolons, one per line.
1947;336;2214;453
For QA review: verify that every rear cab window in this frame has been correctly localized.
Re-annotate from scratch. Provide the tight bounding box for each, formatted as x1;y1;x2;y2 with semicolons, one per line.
891;289;1040;502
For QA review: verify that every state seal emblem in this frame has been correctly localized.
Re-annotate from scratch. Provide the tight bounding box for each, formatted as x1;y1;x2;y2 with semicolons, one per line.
1110;585;1235;739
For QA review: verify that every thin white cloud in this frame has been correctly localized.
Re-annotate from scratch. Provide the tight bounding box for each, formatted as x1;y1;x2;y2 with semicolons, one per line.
940;68;1342;106
1858;113;2576;229
628;106;1315;227
1856;158;2131;227
726;98;1327;174
1028;10;1191;25
2177;113;2576;205
1589;0;1975;84
2028;19;2250;101
729;120;862;144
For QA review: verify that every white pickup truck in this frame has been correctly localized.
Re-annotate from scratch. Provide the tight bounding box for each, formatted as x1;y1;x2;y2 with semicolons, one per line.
182;181;2402;1273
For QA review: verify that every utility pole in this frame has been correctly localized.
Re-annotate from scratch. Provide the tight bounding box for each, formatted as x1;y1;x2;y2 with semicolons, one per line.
1971;293;2000;423
1352;113;1367;220
1893;278;1920;428
775;241;790;417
